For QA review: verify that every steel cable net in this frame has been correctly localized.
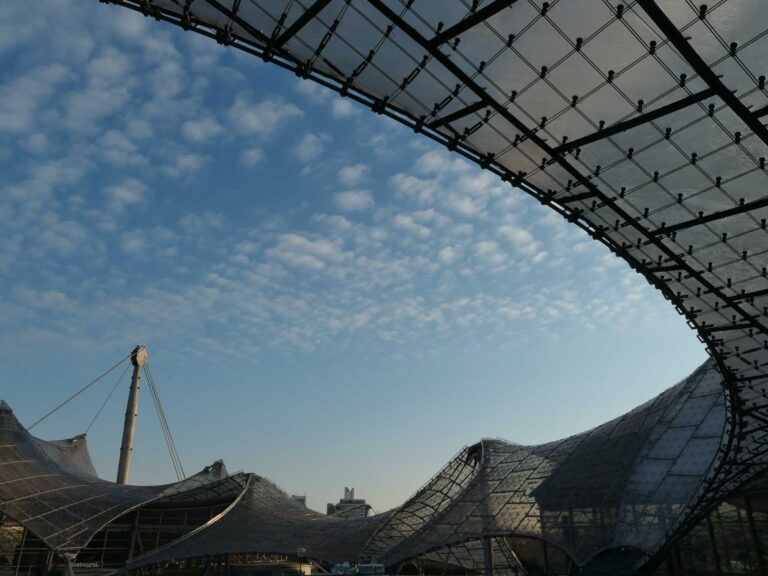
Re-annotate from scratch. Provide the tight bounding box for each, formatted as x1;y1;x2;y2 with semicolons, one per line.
375;360;725;567
360;443;482;561
128;474;391;568
120;360;723;571
0;401;232;554
89;0;768;569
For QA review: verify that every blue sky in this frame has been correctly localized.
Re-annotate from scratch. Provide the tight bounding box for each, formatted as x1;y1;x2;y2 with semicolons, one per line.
0;1;707;512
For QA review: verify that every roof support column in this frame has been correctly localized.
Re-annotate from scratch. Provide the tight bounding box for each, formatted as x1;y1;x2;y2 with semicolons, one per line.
117;345;147;485
63;556;75;576
482;537;494;576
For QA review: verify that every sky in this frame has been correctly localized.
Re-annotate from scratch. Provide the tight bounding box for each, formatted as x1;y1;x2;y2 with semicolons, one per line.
0;0;708;513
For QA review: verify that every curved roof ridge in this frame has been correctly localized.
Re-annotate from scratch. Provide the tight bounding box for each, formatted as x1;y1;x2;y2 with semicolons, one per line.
0;400;232;555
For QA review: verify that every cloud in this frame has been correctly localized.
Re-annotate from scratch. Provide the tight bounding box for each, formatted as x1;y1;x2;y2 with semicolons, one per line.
240;147;263;168
97;129;146;166
181;117;224;142
391;150;510;219
293;132;329;163
0;0;671;382
438;246;456;264
163;153;209;178
295;79;330;102
266;233;346;270
335;190;374;212
338;164;368;186
393;214;431;239
390;173;438;205
14;286;74;311
64;84;131;134
0;64;70;133
474;240;506;266
120;226;176;257
103;179;146;212
121;234;146;254
447;195;486;218
178;211;225;235
415;149;469;175
331;99;357;118
229;93;302;135
37;219;91;257
21;133;49;155
498;224;540;256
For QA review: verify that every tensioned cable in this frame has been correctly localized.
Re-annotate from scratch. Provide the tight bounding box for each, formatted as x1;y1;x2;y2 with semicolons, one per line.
84;364;131;435
28;353;133;430
143;364;178;479
146;365;185;480
143;364;186;480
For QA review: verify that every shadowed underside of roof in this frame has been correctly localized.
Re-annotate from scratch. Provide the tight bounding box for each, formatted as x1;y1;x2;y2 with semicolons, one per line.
128;474;391;568
31;434;98;479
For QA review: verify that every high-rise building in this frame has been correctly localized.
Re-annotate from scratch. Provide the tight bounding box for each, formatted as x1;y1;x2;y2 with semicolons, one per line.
326;488;371;518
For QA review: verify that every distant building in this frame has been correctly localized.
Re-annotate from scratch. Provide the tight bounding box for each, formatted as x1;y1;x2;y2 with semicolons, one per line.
326;487;370;518
291;494;307;507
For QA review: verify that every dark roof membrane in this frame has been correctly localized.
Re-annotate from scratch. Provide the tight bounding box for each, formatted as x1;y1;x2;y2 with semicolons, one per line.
129;474;391;568
0;401;231;554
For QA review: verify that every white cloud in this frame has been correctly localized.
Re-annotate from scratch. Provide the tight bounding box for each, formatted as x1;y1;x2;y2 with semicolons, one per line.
121;234;146;254
415;149;469;175
230;94;302;135
108;7;148;39
0;0;673;389
21;133;48;155
474;241;508;267
390;173;438;205
438;246;456;264
335;190;374;212
295;79;330;102
447;196;486;218
182;117;224;142
98;129;146;166
293;132;329;163
37;219;91;256
267;233;346;270
393;214;431;239
178;211;225;235
498;224;540;256
163;153;209;178
240;147;263;168
331;99;357;118
14;286;73;311
0;64;70;133
338;164;368;186
103;179;146;213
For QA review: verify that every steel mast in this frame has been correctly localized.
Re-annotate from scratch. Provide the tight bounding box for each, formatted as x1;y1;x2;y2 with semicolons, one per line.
116;345;147;484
